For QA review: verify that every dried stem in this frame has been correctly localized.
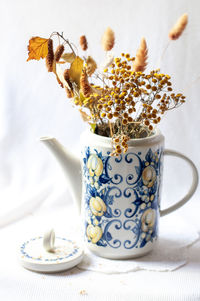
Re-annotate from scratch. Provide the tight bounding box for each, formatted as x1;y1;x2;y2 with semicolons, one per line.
155;40;170;69
50;32;76;55
109;121;113;137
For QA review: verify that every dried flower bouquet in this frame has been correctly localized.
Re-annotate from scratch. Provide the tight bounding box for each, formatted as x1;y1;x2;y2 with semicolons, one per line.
27;13;188;155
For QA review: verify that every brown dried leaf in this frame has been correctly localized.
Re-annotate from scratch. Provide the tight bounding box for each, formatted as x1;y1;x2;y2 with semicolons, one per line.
27;37;49;61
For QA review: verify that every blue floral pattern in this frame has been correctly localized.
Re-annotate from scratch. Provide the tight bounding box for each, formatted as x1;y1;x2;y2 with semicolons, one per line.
82;146;163;249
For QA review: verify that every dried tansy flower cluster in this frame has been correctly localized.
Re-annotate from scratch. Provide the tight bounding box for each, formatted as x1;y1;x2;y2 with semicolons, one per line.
27;14;188;155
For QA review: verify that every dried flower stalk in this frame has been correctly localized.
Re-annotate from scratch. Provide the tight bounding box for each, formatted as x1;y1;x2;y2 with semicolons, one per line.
169;13;188;40
101;27;115;51
28;30;187;156
101;53;114;70
86;56;97;76
80;35;88;51
46;39;54;72
54;44;64;62
133;38;148;73
80;69;92;97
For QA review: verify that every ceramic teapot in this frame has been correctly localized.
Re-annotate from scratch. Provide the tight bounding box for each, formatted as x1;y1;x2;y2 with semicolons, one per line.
40;129;198;259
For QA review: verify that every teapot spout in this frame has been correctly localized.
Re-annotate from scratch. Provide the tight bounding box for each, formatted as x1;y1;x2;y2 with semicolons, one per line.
40;137;81;213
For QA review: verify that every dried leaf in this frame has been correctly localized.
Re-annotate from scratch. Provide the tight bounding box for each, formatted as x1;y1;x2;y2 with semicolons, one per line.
61;52;76;63
27;37;49;61
79;92;86;103
55;63;70;89
86;56;97;76
79;109;91;122
68;56;84;88
90;123;96;132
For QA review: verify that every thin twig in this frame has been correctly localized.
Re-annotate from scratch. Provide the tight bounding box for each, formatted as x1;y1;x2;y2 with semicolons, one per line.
183;76;200;94
50;32;76;55
155;40;171;69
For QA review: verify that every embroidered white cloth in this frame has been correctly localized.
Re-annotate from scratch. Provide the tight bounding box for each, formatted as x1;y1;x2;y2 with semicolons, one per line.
78;214;199;273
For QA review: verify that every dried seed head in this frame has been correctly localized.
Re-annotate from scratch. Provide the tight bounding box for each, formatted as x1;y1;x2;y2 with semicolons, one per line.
101;27;115;51
46;39;54;72
80;68;92;97
169;13;188;40
132;37;148;73
63;69;73;90
54;44;65;62
80;35;88;51
86;56;97;76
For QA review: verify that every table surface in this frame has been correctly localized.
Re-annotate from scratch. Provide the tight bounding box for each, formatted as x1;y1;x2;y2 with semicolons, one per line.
0;200;200;301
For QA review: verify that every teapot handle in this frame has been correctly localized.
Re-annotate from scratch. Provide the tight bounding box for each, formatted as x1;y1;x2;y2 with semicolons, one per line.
160;149;198;217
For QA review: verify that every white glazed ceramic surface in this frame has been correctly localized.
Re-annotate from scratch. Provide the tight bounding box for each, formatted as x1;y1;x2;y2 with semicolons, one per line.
80;130;164;259
19;235;84;273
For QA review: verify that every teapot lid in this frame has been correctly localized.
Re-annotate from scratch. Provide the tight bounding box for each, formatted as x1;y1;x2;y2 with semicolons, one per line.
19;229;84;273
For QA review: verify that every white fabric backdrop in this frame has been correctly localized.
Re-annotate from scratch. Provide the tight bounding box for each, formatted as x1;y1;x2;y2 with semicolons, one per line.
0;0;200;218
0;0;200;299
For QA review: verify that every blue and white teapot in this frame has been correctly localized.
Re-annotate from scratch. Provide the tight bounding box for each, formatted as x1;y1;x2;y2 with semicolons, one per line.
40;129;198;259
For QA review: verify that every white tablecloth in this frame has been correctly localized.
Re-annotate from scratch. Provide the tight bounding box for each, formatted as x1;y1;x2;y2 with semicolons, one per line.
0;191;200;301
